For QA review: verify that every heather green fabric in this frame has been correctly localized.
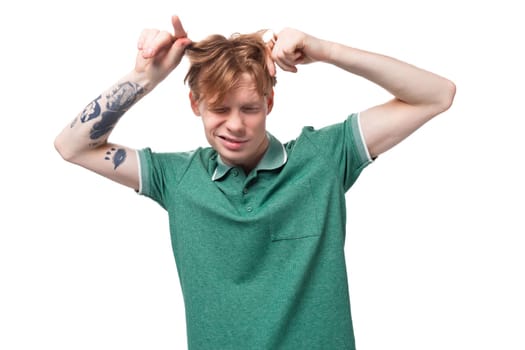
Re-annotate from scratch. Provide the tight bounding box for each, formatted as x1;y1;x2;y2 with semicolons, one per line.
138;113;372;349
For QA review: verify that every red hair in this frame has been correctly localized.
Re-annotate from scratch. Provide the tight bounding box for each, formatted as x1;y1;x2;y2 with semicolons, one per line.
184;31;276;106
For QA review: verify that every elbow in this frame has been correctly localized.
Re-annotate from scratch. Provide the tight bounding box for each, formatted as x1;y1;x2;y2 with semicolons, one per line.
54;134;77;163
438;79;456;113
54;135;70;162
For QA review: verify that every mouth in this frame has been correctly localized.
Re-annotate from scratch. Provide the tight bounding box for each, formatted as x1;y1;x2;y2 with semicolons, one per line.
219;135;245;142
217;135;247;150
217;135;248;151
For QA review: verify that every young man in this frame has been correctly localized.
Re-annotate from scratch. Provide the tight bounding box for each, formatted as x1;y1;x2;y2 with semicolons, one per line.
55;15;455;350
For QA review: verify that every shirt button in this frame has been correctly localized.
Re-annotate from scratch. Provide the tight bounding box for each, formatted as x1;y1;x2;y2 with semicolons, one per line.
243;188;249;194
246;206;253;212
232;169;239;177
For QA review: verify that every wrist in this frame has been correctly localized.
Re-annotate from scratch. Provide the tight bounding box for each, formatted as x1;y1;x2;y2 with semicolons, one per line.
315;40;340;64
300;35;334;65
124;70;157;93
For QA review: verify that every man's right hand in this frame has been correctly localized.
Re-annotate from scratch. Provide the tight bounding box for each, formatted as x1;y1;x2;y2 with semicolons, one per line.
135;15;192;87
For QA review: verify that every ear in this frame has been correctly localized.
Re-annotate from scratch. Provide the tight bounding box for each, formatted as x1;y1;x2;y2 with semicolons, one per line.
266;89;275;115
189;91;201;116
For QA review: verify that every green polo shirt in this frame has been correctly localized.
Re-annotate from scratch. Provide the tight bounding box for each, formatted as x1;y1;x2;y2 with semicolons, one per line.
138;113;372;350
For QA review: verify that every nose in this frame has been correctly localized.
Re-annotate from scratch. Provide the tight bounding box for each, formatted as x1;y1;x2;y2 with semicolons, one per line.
225;111;245;135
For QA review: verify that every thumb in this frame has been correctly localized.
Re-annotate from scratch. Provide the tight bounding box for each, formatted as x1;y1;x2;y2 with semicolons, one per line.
166;15;191;67
171;15;188;39
166;37;192;67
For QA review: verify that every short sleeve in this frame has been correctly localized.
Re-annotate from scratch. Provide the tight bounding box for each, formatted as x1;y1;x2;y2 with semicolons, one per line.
137;148;202;210
301;113;373;191
137;148;168;209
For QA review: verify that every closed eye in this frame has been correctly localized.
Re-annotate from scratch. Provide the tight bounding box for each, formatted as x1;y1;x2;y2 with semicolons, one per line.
210;107;229;114
242;107;261;114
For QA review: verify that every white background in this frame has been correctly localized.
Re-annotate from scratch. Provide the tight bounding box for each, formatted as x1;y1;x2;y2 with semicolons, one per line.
1;0;524;349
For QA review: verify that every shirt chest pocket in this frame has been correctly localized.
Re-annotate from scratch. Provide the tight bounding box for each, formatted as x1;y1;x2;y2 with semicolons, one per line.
268;180;322;242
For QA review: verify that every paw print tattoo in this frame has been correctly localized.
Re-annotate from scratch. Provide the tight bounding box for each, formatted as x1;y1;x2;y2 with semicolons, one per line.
105;147;127;170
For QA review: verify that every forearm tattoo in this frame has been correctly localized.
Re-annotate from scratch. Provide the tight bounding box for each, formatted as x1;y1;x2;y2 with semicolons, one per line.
77;81;145;140
104;147;127;170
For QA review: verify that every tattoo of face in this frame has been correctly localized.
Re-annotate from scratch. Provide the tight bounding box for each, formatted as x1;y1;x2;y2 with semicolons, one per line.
106;82;144;111
80;95;102;123
89;82;144;140
105;147;127;170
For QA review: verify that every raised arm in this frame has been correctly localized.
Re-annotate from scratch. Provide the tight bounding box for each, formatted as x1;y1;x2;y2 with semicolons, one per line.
270;28;456;158
54;15;191;190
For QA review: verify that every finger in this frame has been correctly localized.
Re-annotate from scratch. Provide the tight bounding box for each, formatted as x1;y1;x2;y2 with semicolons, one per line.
272;48;299;73
275;60;297;73
262;30;277;76
137;30;146;50
137;28;157;50
171;15;188;39
167;36;192;58
164;37;192;67
142;31;175;58
266;50;277;76
274;54;298;72
167;15;192;64
291;50;305;64
267;58;277;76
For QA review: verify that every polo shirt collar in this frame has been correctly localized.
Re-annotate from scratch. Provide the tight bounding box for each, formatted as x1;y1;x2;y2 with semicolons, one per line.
211;133;287;181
